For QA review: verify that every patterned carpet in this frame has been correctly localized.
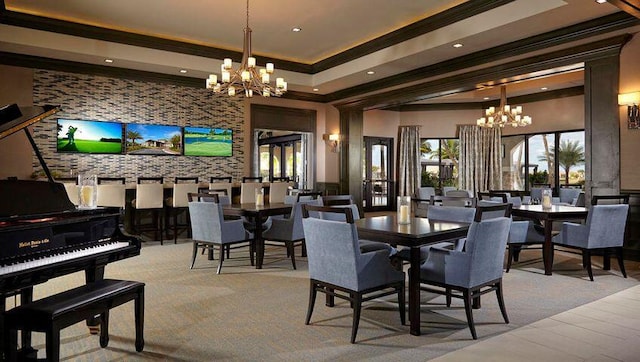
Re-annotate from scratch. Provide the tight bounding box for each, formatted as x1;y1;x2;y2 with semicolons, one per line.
12;239;640;361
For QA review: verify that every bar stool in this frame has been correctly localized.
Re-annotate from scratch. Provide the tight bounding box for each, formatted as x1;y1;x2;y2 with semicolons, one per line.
268;180;291;204
165;177;199;243
130;177;164;244
209;176;233;203
56;177;80;206
96;177;126;209
240;177;264;204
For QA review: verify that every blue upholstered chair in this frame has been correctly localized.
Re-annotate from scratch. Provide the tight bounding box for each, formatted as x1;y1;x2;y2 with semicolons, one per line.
553;188;582;205
552;204;629;281
413;187;436;217
300;205;405;343
187;194;254;274
418;217;512;339
261;199;319;269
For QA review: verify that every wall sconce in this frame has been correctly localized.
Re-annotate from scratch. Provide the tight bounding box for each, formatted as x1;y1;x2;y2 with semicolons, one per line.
323;133;340;152
618;91;640;129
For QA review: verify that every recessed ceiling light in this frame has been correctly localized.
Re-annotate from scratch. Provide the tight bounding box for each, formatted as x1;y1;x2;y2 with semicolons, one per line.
104;59;113;63
179;69;187;73
292;27;302;32
595;0;607;4
483;97;490;100
541;87;548;90
453;43;463;48
313;88;319;92
366;71;375;75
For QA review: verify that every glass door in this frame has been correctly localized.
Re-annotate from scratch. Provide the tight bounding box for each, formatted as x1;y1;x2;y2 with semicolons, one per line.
363;136;393;212
257;131;306;188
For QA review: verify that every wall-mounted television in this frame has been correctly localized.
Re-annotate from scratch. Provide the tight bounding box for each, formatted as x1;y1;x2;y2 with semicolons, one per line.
183;126;233;157
125;124;182;155
56;119;123;154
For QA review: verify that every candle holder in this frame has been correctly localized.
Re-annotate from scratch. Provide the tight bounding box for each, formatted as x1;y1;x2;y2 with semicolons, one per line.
397;196;411;225
541;189;552;210
78;174;97;208
255;187;264;206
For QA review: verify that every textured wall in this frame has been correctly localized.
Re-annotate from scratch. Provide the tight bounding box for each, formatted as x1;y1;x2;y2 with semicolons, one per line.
31;70;244;183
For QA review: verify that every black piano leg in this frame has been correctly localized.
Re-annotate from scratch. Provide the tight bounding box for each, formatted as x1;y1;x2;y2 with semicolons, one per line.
85;266;105;334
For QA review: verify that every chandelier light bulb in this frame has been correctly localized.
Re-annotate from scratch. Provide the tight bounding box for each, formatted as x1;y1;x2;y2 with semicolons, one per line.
477;85;532;128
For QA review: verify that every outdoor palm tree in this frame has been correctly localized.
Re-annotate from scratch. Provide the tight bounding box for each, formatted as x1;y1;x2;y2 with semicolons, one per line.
127;130;142;146
538;139;585;185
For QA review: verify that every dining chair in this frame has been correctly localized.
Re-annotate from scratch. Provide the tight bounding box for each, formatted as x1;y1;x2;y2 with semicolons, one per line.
165;177;199;243
300;204;405;343
591;194;630;205
413;187;436;217
130;177;165;244
187;193;254;274
260;199;319;269
554;188;582;205
240;182;264;204
431;195;476;207
242;176;263;183
209;177;233;204
418;216;512;339
96;177;126;209
445;189;473;197
552;204;629;281
267;181;290;204
442;186;457;196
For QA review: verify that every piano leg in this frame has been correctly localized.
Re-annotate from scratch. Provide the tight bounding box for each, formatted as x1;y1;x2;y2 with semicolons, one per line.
85;266;105;334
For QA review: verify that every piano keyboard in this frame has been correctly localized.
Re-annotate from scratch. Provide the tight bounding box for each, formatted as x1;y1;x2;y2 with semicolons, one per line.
0;241;131;275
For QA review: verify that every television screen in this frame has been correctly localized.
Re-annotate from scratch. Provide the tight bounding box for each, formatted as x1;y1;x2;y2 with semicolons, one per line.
125;124;182;155
183;126;233;157
56;119;123;154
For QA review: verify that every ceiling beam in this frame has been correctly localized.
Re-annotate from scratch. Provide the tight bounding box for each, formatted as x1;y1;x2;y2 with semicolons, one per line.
607;0;640;19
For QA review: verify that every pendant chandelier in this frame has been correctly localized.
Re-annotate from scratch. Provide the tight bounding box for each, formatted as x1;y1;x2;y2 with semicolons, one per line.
477;85;531;128
205;0;287;98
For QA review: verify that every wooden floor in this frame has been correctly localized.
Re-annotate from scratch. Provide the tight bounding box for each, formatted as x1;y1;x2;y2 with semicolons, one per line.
431;284;640;361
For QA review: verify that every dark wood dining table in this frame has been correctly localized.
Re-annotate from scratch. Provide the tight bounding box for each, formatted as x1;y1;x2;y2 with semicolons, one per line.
355;215;469;336
222;202;292;269
511;204;588;275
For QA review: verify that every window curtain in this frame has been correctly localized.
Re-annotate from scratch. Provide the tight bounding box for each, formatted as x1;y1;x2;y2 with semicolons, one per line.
458;125;502;195
397;126;421;197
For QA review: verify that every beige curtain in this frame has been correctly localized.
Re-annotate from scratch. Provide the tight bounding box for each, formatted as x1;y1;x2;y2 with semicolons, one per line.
458;125;502;195
397;126;421;197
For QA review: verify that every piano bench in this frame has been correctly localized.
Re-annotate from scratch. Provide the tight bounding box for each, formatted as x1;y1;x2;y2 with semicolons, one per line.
3;279;145;361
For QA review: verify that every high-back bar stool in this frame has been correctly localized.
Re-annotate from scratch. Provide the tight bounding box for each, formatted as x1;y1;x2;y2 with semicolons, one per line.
165;177;199;243
209;176;233;203
130;177;164;244
56;177;80;206
96;177;126;209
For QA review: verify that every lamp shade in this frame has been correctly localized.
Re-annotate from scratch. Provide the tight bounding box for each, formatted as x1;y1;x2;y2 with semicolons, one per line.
618;92;640;106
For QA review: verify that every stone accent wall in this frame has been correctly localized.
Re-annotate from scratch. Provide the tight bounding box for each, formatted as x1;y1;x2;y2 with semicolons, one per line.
31;70;244;183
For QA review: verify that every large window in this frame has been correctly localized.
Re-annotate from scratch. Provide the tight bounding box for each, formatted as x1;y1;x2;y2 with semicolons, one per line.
419;138;459;190
500;130;584;191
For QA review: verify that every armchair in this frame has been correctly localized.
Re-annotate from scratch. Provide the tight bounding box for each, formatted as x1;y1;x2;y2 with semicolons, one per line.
418;217;512;339
300;205;405;343
552;204;629;281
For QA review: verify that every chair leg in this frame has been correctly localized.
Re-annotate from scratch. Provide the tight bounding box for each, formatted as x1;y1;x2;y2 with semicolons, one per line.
305;281;317;325
397;284;406;325
351;293;363;344
495;281;509;324
217;245;225;274
190;242;198;269
173;211;178;243
249;242;255;266
584;249;594;281
446;288;452;307
506;245;514;272
301;240;307;257
616;247;627;278
288;241;297;270
462;289;477;340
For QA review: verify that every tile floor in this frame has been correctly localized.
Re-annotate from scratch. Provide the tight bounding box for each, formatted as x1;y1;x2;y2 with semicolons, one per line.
432;284;640;361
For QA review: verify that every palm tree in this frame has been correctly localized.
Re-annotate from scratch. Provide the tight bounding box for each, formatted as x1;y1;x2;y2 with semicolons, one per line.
420;140;432;158
127;130;142;146
538;139;585;185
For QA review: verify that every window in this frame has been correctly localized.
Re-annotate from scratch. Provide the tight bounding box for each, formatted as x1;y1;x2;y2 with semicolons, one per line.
419;138;459;190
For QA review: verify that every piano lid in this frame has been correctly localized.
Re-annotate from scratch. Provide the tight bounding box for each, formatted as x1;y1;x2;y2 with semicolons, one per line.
0;103;60;140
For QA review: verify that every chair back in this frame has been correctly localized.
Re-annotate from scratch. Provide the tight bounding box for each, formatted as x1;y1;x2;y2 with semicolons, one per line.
296;191;322;203
442;186;457;196
463;217;512;286
416;187;436;200
319;194;354;206
135;183;164;209
96;184;126;208
240;182;263;203
60;182;80;206
204;189;231;205
209;182;233;201
591;194;629;205
432;195;476;207
427;205;475;223
446;189;472;197
289;199;320;240
97;177;125;184
188;200;225;243
138;176;163;184
558;188;581;205
188;192;219;203
530;187;550;201
585;204;629;248
210;176;232;183
242;176;263;183
271;176;290;182
268;182;290;203
172;183;200;207
475;202;512;221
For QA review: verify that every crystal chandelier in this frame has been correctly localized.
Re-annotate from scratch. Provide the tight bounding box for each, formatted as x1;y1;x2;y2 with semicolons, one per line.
205;0;287;98
477;85;531;128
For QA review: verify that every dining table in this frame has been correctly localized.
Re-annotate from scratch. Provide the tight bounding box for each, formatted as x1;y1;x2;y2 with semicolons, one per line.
355;215;469;336
222;202;292;269
511;204;589;275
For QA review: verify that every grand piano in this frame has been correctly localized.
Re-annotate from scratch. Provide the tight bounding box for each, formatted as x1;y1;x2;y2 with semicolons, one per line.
0;103;142;357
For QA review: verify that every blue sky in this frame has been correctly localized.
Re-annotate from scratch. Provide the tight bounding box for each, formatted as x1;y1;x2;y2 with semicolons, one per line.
126;124;181;141
58;119;122;140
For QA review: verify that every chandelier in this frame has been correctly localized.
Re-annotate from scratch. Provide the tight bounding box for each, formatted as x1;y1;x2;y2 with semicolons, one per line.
477;85;531;127
205;0;287;98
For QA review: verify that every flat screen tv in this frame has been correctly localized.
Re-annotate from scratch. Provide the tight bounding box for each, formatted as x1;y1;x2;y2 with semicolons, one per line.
183;126;233;157
125;124;182;155
56;119;123;154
